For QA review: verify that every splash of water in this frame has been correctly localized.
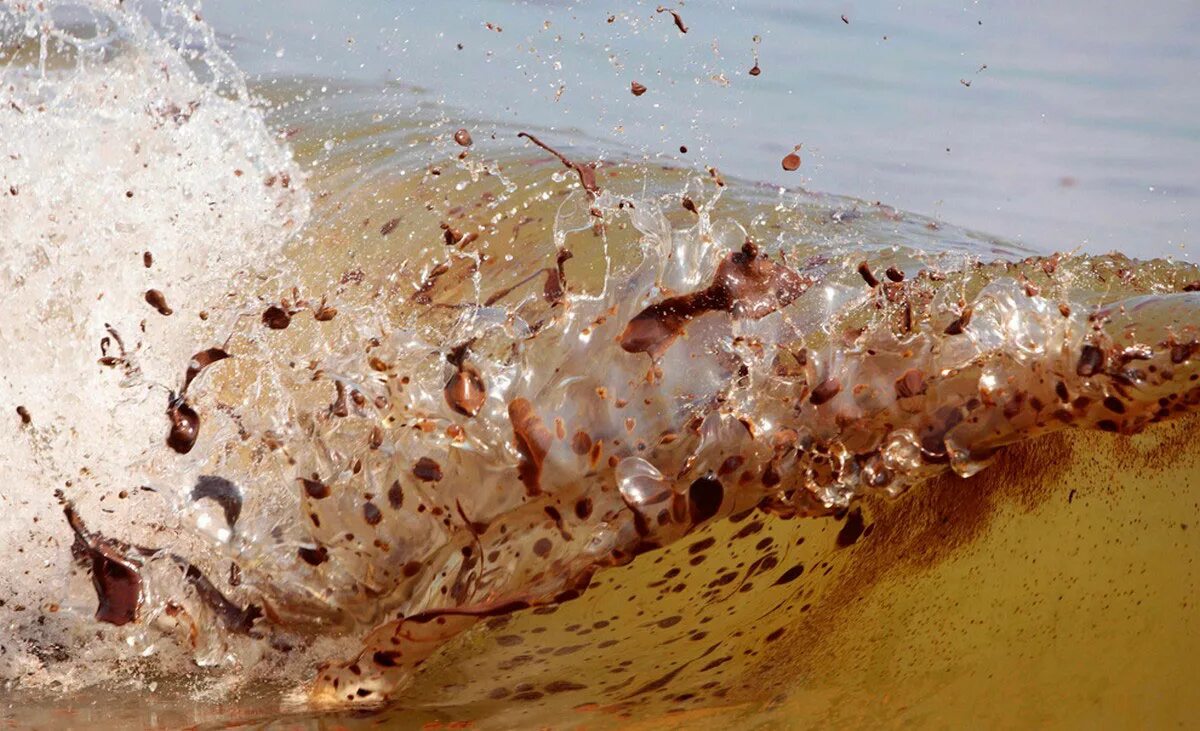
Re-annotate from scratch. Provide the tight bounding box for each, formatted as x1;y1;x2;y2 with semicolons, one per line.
0;0;307;688
2;0;1199;715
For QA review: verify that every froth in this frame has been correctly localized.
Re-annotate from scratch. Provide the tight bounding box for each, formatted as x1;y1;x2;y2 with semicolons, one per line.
0;0;307;688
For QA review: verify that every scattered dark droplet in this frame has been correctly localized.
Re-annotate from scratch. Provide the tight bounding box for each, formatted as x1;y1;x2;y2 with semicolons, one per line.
841;13;850;23
1103;396;1126;415
373;650;402;667
379;217;401;236
630;81;647;96
144;289;172;316
387;481;404;509
656;5;688;33
413;457;443;482
620;240;811;357
856;261;880;288
1068;488;1077;504
143;251;153;268
688;476;724;524
496;634;524;647
571;430;593;455
895;368;927;398
533;537;553;558
574;497;593;520
943;306;973;335
1171;341;1197;364
175;559;262;636
781;150;801;171
773;563;805;585
63;501;142;626
166;396;200;454
300;477;331;500
262;305;291;329
182;347;230;395
766;627;786;642
509;398;553;496
657;615;682;628
298;545;328;566
16;405;31;425
681;196;698;214
517;132;600;199
445;362;487;417
679;145;688;154
363;502;383;526
453;128;473;147
885;266;905;282
809;377;842;405
545;679;587;693
191;475;242;527
1182;280;1200;292
313;300;338;321
836;507;866;547
1077;344;1105;377
748;63;761;76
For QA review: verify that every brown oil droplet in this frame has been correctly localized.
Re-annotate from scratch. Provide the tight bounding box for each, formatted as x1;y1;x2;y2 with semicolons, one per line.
300;477;331;500
809;377;842;405
380;217;401;236
143;251;153;268
656;6;688;33
781;147;802;171
453;128;473;147
16;405;30;425
748;63;761;76
509;398;553;496
517;132;600;198
182;347;230;395
571;430;593;455
313;301;338;321
445;363;487;417
630;81;647;96
856;261;880;287
885;266;905;282
943;306;973;335
895;368;927;398
1077;345;1105;377
262;306;291;329
387;481;404;509
836;507;867;547
363;502;383;526
620;241;810;357
166;398;200;454
144;289;173;316
688;476;724;524
413;457;444;482
63;504;143;626
298;546;328;566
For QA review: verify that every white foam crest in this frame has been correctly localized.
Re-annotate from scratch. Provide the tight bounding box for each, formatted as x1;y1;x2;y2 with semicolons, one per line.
0;0;308;689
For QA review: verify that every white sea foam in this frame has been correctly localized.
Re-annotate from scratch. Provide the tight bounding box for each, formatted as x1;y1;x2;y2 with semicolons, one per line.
0;0;307;689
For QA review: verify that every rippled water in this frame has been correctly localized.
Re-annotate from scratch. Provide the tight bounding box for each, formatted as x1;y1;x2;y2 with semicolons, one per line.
2;1;1198;729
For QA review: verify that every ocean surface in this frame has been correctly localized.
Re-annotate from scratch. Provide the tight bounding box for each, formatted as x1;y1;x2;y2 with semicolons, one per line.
202;0;1200;258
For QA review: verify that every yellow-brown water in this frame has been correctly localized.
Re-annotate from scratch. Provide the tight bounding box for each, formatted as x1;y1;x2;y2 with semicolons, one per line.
2;3;1199;729
7;418;1198;728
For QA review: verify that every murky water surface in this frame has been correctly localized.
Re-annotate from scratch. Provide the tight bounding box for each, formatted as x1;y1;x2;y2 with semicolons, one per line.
1;1;1197;729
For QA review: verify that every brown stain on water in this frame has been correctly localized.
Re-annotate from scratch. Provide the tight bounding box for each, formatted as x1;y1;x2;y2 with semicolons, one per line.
352;417;1200;729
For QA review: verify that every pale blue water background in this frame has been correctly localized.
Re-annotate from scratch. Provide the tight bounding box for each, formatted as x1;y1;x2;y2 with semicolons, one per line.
203;0;1199;259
